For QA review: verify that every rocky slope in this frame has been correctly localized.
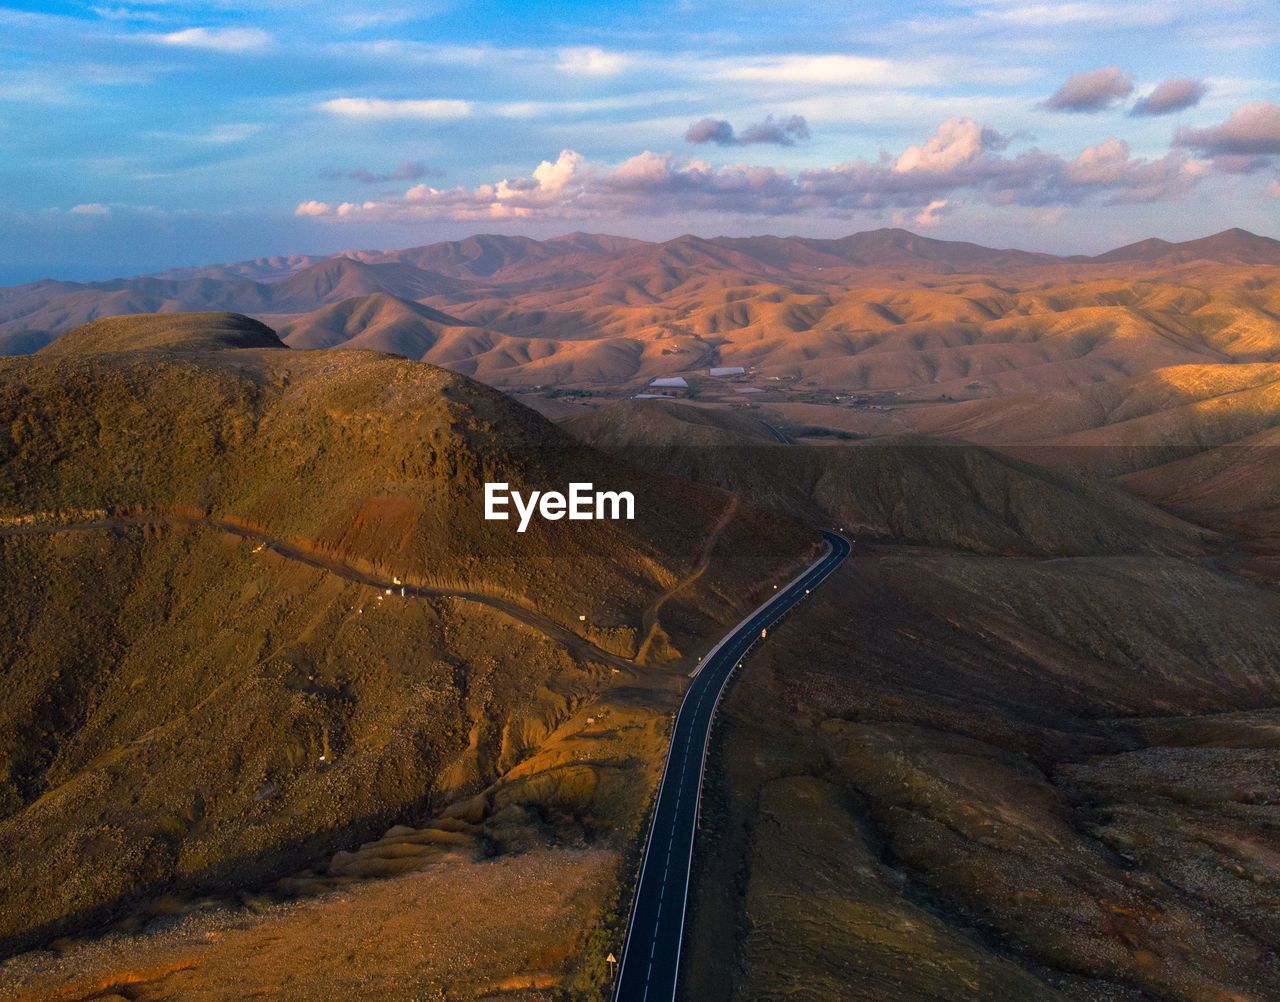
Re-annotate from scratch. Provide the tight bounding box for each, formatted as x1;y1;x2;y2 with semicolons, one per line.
685;549;1280;1001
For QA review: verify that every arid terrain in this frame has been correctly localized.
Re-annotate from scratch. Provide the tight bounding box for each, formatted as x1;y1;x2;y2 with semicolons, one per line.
570;399;1280;1001
1;225;1278;1001
3;230;1277;405
6;226;1277;489
0;313;815;999
678;543;1280;1001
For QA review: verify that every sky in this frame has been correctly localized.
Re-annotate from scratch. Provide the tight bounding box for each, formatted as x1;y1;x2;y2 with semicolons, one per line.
0;0;1277;283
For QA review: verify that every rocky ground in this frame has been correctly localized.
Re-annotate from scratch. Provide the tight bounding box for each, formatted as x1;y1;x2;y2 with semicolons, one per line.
683;548;1280;1001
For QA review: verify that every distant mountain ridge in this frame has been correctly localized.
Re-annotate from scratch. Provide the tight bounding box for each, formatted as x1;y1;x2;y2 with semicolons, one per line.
1;229;1277;393
149;226;1280;284
1089;227;1280;266
11;226;1278;295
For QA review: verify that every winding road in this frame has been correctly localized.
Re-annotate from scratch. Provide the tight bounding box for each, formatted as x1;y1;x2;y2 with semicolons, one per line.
614;528;851;1002
10;507;851;999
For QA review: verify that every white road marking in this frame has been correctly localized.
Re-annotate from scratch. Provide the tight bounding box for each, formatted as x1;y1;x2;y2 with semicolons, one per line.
614;535;850;1001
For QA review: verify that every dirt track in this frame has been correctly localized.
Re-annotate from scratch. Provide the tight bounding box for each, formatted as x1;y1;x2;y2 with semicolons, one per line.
0;511;635;671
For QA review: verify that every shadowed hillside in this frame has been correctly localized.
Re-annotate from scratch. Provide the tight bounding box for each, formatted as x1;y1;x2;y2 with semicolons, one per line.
685;549;1280;1001
565;399;1213;558
557;393;1280;1001
0;312;814;968
40;312;284;355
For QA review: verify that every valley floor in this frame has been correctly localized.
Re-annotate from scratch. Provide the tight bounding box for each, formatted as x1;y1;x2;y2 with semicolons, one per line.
1;848;611;1001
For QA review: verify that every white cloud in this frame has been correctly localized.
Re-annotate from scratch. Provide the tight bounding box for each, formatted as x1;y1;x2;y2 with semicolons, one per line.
555;46;631;76
69;203;110;215
91;6;164;22
894;119;1008;173
911;198;952;226
493;91;697;119
982;2;1178;28
530;149;585;191
717;54;934;87
294;200;330;216
318;97;473;120
144;122;264;145
336;201;378;216
331;10;423;31
321;40;501;68
199;122;264;143
147;27;273;53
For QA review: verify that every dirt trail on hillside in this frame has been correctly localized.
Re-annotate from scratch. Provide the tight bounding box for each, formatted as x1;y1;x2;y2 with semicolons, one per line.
0;512;635;671
635;492;739;664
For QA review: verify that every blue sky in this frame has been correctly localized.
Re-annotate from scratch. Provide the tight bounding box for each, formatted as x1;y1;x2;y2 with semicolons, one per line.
0;0;1277;282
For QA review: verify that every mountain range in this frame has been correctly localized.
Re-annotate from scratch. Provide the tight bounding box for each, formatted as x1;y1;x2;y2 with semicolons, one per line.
4;228;1280;998
3;229;1277;384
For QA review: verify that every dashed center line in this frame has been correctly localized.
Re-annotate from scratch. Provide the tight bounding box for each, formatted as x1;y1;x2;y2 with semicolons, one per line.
613;534;850;1002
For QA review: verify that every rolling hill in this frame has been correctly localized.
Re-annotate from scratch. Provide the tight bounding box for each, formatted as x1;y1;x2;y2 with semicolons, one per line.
272;293;476;355
0;312;813;964
2;230;1276;414
552;385;1280;1001
556;396;1280;1002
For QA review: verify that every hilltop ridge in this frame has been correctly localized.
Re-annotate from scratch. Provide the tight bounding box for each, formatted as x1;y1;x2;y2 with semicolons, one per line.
41;312;283;356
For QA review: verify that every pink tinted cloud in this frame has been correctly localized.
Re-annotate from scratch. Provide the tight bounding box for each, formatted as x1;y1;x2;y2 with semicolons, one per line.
1130;78;1208;116
296;117;1214;224
1175;101;1280;157
686;114;810;146
1042;66;1134;112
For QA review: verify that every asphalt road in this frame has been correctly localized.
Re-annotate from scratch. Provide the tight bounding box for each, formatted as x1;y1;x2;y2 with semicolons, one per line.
613;529;852;1001
758;420;791;444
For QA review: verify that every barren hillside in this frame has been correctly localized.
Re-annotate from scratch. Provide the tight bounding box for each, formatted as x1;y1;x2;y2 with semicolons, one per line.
0;312;813;985
3;231;1276;410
